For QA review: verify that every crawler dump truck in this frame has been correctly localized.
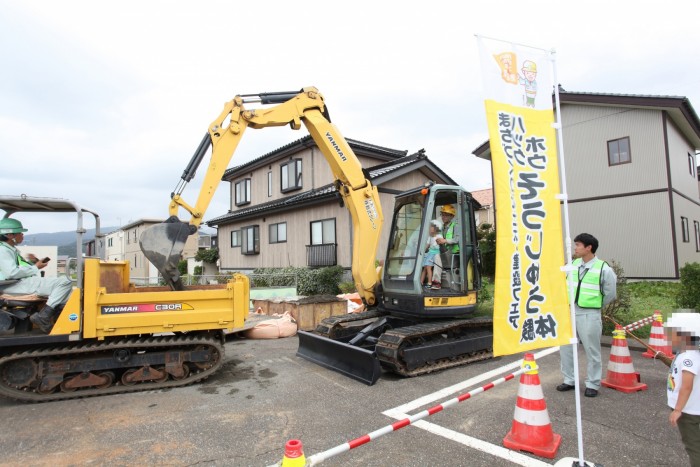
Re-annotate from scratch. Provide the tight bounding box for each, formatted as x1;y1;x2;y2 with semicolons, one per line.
0;195;249;402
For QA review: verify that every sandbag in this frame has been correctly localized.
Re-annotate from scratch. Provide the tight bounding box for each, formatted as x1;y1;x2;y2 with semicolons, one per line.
243;311;297;339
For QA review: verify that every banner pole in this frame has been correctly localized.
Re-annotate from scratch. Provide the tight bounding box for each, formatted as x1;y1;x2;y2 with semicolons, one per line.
551;49;586;467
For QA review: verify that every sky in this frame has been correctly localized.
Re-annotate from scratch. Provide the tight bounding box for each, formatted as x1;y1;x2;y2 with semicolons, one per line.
2;0;700;234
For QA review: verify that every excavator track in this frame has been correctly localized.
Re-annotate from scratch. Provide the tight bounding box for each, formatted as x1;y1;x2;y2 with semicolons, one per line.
0;333;224;403
376;317;493;377
311;310;493;379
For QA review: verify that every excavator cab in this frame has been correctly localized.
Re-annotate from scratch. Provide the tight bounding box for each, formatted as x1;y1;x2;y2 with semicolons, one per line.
297;184;491;385
381;184;481;318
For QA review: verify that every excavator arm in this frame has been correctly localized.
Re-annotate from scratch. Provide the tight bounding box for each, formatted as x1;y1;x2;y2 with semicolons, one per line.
141;87;383;305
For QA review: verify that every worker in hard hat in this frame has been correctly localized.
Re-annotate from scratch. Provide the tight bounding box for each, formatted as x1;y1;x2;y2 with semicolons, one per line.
0;218;73;334
434;205;461;288
519;60;538;108
665;312;700;466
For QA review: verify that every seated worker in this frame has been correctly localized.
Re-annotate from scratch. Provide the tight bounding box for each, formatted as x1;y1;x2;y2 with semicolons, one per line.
0;218;73;333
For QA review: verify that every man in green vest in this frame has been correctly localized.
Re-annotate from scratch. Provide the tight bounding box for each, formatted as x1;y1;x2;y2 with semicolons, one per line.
557;233;617;398
0;218;73;334
433;205;461;289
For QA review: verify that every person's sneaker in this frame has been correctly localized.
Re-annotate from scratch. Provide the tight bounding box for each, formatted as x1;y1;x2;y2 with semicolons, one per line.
584;388;598;398
431;281;441;290
556;383;575;392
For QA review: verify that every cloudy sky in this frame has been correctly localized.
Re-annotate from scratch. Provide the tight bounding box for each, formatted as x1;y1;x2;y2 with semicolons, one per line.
2;0;699;234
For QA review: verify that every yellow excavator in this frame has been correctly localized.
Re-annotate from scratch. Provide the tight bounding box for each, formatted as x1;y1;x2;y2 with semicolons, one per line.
140;86;493;386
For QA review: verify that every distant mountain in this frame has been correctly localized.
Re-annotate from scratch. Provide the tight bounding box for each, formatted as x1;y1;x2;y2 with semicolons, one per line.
22;227;119;257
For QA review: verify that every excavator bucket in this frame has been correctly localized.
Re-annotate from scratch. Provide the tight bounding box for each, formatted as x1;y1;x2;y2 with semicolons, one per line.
139;216;197;291
296;331;382;385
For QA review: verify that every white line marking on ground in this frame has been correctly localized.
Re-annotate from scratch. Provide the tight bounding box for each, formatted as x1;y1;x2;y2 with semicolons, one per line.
388;346;560;414
382;346;561;466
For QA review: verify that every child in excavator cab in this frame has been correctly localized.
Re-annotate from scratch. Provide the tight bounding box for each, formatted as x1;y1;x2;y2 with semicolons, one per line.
420;219;443;289
0;218;73;334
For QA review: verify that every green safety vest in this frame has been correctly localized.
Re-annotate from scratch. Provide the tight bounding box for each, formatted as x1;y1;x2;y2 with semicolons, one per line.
443;222;460;254
570;258;606;309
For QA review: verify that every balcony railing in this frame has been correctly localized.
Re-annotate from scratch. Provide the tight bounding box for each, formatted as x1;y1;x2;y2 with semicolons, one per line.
306;243;337;267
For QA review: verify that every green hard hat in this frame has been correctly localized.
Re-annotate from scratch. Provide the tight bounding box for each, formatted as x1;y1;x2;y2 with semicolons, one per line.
0;218;28;234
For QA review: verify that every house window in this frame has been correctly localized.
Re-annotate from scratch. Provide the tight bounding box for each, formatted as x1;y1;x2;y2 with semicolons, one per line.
269;222;287;244
689;153;697;178
235;178;251;206
241;225;259;255
311;218;336;245
681;216;689;243
267;171;273;197
281;159;302;193
607;137;631;166
231;230;241;248
108;238;113;247
695;221;700;252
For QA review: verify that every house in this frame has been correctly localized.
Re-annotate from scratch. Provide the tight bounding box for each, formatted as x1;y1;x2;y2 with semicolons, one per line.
206;135;459;273
471;188;494;228
474;90;700;279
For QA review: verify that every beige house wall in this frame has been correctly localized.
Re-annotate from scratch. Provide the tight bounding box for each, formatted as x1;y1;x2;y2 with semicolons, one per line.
563;106;668;198
217;164;440;272
666;118;700;200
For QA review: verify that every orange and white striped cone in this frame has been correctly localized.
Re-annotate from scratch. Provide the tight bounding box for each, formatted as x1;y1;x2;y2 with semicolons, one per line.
643;311;674;359
503;353;561;459
281;439;306;467
601;325;648;393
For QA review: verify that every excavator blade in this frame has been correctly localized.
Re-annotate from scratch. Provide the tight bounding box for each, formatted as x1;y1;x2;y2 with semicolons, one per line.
139;217;197;291
296;330;382;385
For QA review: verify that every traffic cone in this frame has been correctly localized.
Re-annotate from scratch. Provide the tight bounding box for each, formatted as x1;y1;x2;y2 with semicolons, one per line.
643;311;674;359
601;325;648;393
281;439;306;467
503;353;561;459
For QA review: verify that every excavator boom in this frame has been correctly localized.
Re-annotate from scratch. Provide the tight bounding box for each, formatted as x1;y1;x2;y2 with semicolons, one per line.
140;88;383;303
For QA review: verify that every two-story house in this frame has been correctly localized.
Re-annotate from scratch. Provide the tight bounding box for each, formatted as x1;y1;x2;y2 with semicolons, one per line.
207;135;460;273
474;90;700;279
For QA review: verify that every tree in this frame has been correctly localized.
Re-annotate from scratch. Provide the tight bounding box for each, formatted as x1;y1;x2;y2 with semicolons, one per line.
195;248;219;264
477;223;496;278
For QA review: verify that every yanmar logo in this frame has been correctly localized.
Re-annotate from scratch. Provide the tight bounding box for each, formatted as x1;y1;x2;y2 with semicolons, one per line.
101;303;194;314
325;131;347;162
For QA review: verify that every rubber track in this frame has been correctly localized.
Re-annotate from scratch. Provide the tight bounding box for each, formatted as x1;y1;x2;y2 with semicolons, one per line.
0;334;224;403
376;317;493;377
315;312;493;377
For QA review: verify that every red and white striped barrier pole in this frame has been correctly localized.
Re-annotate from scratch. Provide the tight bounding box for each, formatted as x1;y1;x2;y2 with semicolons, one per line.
623;313;655;332
305;360;533;466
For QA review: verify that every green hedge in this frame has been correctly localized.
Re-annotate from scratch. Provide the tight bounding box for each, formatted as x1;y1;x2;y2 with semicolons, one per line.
677;262;700;310
251;266;344;295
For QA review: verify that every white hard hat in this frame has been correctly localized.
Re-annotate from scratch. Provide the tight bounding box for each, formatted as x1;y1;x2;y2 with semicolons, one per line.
665;312;700;338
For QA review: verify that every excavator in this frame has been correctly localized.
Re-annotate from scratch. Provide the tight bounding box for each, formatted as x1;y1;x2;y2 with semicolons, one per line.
138;86;493;386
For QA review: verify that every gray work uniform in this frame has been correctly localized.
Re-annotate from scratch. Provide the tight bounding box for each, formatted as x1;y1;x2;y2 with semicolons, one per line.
0;242;73;309
559;256;617;390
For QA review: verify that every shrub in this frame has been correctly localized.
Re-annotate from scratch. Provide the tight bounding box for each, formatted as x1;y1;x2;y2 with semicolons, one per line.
297;266;344;296
177;260;187;276
338;281;357;294
251;267;297;287
477;223;496;278
195;248;219;264
676;262;700;310
602;260;632;335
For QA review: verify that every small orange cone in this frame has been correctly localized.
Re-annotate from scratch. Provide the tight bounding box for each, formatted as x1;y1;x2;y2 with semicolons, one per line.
281;439;306;467
643;311;674;359
503;353;561;459
601;325;648;393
